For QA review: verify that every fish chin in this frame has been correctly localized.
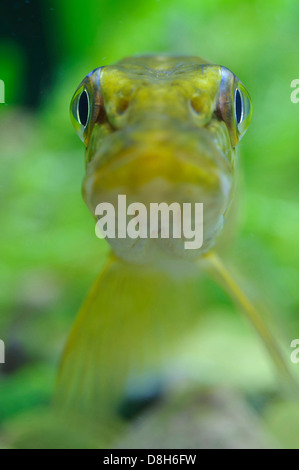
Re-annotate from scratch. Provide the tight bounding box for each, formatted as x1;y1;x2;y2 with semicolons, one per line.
84;168;232;265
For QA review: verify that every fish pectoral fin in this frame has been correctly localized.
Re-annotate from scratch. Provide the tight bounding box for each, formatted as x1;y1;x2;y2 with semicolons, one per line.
203;250;298;394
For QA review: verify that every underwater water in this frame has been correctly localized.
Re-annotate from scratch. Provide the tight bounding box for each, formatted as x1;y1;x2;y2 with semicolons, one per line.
1;0;299;449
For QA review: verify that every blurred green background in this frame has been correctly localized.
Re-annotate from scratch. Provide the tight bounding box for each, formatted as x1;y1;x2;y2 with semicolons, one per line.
1;0;299;448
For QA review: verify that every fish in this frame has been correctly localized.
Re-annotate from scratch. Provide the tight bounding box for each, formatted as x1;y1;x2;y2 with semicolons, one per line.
56;55;295;427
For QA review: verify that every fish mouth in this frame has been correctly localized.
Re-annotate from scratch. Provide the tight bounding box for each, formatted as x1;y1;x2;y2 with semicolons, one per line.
83;125;233;210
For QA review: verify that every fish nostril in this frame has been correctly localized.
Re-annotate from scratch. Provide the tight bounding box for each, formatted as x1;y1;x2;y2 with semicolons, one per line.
117;98;130;115
190;96;203;114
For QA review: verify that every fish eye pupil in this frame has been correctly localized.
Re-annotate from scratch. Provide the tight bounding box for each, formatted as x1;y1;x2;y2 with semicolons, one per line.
78;90;89;127
235;88;242;124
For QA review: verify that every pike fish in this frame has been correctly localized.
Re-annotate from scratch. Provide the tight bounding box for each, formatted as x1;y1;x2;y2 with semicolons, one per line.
56;55;294;424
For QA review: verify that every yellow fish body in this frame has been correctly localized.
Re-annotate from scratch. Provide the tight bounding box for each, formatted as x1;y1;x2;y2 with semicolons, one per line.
56;55;293;427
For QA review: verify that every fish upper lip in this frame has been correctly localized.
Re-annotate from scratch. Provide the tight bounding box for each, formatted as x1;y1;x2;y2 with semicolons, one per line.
86;148;230;190
86;126;232;179
83;145;233;208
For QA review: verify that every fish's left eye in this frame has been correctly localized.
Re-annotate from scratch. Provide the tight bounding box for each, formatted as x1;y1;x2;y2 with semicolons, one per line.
70;85;91;144
235;88;242;124
234;82;252;139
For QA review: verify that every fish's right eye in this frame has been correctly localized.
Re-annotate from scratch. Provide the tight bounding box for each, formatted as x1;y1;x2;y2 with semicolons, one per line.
70;67;104;147
70;85;92;144
77;89;90;127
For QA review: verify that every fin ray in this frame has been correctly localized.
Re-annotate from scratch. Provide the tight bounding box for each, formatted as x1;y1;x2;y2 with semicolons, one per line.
204;250;298;393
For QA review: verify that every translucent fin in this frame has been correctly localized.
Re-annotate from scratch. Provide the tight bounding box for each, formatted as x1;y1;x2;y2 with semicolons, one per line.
54;255;203;425
204;251;298;394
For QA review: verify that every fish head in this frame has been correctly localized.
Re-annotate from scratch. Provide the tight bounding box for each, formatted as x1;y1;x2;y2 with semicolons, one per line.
70;56;252;263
